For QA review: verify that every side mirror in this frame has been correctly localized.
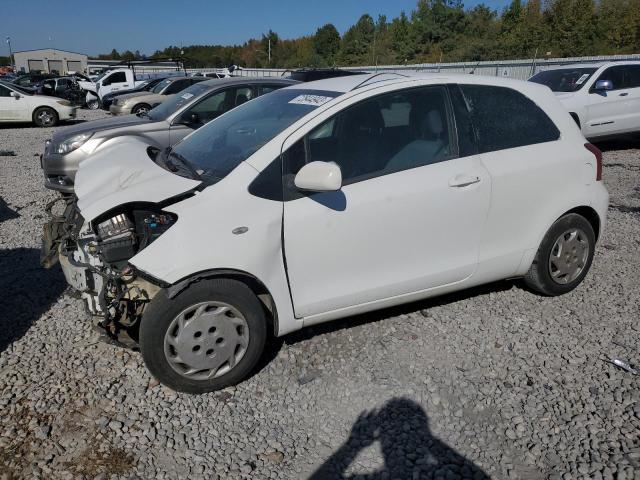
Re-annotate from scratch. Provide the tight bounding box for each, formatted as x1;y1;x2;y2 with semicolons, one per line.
294;161;342;192
11;91;20;99
594;80;613;91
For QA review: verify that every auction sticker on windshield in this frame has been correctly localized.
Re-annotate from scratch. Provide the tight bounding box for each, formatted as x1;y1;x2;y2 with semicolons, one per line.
181;93;194;100
289;94;334;106
576;74;590;85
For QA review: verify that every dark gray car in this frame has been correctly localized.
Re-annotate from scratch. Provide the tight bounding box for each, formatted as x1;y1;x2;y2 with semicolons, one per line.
42;77;297;193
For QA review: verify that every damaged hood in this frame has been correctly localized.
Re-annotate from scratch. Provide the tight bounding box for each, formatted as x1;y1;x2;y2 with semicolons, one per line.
75;137;201;221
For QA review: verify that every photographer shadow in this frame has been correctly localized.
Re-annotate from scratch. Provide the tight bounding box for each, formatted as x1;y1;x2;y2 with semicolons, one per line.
309;397;489;480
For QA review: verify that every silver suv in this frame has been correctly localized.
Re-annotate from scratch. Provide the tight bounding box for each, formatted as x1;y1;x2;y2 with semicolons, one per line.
42;78;297;193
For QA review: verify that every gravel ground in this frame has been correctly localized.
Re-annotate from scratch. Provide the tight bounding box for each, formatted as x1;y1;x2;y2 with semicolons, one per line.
0;110;639;480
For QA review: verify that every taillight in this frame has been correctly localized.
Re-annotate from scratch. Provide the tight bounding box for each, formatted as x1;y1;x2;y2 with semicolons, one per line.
585;143;602;181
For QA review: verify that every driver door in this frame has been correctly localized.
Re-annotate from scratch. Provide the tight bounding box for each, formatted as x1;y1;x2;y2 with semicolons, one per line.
99;71;128;97
282;86;491;319
0;85;21;120
586;65;640;137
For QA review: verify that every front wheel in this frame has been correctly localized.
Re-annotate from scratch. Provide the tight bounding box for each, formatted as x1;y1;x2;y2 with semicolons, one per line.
524;213;595;296
139;278;267;394
33;107;59;127
132;103;151;115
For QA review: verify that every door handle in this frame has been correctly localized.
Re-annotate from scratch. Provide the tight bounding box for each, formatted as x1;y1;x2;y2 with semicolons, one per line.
449;174;481;187
619;92;629;96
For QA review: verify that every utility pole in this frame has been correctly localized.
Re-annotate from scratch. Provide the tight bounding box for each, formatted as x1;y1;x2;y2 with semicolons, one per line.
6;36;13;70
268;39;271;63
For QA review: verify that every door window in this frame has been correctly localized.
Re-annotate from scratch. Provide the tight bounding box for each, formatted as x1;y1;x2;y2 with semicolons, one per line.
624;65;640;88
103;71;126;86
183;89;229;125
595;66;627;91
460;85;560;153
285;86;455;186
259;84;284;95
0;85;11;97
164;79;190;94
233;87;254;107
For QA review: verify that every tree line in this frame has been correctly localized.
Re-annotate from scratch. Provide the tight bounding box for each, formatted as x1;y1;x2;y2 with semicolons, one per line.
97;0;640;68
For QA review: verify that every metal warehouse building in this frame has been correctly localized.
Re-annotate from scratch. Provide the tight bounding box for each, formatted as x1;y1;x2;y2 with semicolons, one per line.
13;49;88;75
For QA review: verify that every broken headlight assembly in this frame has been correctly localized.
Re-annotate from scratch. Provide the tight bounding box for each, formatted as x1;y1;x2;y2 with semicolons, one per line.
94;207;177;266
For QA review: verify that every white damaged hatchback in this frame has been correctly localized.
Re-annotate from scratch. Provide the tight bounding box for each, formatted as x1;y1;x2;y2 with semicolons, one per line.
43;74;609;393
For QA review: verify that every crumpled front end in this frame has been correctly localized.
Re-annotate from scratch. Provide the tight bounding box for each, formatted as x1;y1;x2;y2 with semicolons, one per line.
42;197;174;343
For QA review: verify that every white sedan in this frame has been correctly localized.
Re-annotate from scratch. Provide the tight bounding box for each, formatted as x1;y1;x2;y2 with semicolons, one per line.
0;80;77;127
50;73;609;393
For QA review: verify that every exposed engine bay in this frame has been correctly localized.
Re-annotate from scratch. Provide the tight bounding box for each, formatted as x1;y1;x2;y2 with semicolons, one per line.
41;196;176;342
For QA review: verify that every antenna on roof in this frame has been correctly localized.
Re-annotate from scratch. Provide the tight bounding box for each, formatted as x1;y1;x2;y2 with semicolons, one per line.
469;60;481;75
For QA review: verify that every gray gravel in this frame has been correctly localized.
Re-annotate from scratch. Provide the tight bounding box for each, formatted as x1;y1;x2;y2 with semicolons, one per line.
1;111;639;480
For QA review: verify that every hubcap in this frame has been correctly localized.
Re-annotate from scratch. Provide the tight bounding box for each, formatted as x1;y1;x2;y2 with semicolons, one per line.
164;301;249;380
38;110;54;125
136;106;149;114
548;228;590;285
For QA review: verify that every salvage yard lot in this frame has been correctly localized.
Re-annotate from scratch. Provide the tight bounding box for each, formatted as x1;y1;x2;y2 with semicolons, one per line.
1;110;639;479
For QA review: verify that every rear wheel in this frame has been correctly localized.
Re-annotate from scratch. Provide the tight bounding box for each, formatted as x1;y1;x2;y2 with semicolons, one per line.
132;103;151;115
33;107;58;127
524;213;595;296
139;278;267;393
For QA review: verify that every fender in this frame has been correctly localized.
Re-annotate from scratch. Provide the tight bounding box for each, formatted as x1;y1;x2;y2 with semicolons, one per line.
162;268;280;336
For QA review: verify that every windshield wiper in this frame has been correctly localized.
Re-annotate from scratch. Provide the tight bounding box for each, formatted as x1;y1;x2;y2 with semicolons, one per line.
167;149;202;181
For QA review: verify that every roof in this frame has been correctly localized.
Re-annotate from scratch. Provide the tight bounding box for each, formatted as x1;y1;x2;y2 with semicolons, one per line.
286;71;551;95
542;60;640;70
13;48;87;56
199;77;299;88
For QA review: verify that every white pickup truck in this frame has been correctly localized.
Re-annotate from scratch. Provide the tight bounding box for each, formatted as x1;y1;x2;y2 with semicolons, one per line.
78;68;149;109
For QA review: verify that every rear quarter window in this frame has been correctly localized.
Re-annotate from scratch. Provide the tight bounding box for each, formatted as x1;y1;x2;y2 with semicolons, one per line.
460;85;560;153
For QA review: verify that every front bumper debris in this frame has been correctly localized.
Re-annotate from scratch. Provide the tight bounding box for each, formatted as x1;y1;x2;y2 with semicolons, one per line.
42;199;162;342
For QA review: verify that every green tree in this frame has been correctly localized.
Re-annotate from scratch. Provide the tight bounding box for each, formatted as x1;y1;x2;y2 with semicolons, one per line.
314;23;341;65
339;14;376;65
390;12;415;63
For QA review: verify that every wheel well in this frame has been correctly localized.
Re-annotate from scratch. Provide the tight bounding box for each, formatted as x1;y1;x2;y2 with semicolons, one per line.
32;106;58;123
564;206;600;240
133;103;150;110
166;269;278;336
569;112;580;128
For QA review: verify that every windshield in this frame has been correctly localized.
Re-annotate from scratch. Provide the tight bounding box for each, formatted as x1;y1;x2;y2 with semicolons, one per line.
529;68;598;92
170;88;340;184
149;83;210;121
152;79;173;94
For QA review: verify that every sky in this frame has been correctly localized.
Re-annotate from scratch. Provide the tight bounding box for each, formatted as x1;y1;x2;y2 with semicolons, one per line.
2;0;510;57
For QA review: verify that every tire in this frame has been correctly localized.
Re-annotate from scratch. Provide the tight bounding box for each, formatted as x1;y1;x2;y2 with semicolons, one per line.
524;213;595;296
33;107;59;127
132;103;151;115
86;98;100;110
139;278;267;394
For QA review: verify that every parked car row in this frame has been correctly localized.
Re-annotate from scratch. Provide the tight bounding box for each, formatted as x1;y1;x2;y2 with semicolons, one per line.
109;76;209;115
41;77;296;191
0;79;77;126
39;71;609;393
